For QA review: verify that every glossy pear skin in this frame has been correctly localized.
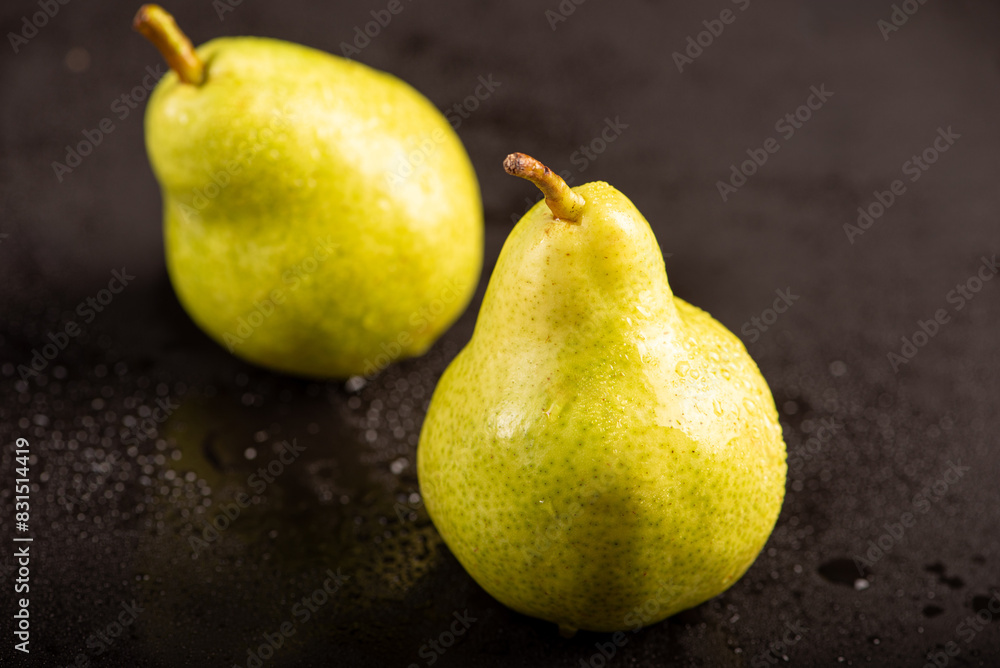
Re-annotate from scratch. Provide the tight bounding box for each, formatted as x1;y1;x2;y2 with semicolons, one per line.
146;37;482;378
417;182;786;633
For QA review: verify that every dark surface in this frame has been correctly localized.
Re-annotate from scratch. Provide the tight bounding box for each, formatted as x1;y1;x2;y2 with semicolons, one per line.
2;0;1000;666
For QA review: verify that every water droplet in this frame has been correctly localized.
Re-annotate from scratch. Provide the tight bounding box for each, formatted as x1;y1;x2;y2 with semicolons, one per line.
713;399;724;416
675;361;690;376
743;398;756;414
721;368;731;380
709;351;720;362
690;369;701;380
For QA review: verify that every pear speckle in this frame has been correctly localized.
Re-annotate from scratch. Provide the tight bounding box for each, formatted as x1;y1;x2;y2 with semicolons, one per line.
139;8;482;378
418;156;786;633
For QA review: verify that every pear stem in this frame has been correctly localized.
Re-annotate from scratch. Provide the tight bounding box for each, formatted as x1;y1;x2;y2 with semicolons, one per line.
504;153;585;223
133;4;205;86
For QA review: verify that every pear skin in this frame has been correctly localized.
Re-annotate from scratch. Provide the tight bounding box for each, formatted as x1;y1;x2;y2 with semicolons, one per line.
417;154;786;634
135;5;483;378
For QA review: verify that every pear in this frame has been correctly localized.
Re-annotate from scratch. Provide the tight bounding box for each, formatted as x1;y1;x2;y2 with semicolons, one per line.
417;153;786;634
134;5;482;378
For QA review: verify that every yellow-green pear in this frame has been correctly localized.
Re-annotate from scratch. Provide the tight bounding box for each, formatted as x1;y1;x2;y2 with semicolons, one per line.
134;5;482;378
417;153;786;634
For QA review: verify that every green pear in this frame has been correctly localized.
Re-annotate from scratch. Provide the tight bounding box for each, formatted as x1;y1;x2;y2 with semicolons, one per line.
134;5;482;378
417;153;786;634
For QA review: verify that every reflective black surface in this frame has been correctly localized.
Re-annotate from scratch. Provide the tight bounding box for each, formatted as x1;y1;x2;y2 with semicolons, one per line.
2;0;1000;665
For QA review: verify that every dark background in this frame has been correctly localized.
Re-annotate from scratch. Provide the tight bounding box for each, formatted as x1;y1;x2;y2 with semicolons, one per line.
2;0;999;665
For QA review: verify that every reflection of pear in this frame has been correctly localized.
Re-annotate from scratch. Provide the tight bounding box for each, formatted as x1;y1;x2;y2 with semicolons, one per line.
418;154;787;635
134;5;482;378
131;388;446;664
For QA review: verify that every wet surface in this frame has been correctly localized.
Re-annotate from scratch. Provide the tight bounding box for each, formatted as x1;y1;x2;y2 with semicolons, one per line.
2;0;1000;665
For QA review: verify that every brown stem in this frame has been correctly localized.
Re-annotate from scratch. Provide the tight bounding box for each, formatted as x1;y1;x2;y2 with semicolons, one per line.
503;153;585;223
133;4;205;85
